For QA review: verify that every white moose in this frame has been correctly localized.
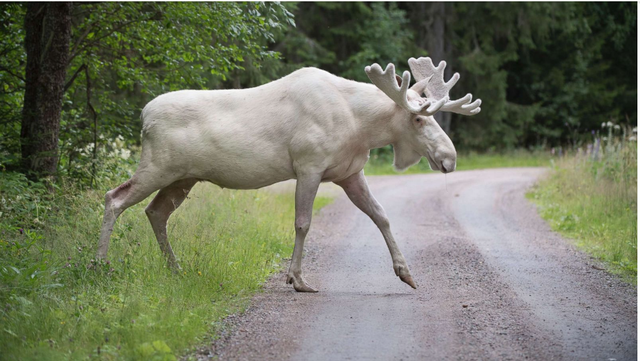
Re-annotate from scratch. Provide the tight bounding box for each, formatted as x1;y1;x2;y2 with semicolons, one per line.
97;57;481;292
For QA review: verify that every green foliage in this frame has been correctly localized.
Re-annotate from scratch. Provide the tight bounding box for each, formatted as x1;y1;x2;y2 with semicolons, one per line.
276;3;417;82
0;3;26;169
0;2;294;183
0;165;335;359
59;2;292;183
450;3;637;150
0;171;54;230
528;128;637;282
135;340;176;361
275;3;636;152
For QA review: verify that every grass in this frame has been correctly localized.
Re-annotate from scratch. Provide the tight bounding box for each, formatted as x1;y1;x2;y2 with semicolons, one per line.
364;148;550;175
527;136;637;283
0;177;331;360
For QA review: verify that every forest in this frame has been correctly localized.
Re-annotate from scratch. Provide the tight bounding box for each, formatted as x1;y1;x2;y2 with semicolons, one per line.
0;2;636;185
0;3;637;360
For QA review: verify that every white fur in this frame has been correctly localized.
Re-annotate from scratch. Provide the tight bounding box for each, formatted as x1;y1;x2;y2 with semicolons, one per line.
137;67;456;185
97;61;477;292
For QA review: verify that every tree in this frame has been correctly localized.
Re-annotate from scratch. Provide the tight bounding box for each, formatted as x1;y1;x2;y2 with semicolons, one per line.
1;3;294;184
405;2;454;134
275;3;416;82
20;3;72;180
447;2;636;150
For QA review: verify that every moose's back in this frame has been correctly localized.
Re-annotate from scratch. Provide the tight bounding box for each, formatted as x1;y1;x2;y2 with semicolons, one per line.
137;68;361;189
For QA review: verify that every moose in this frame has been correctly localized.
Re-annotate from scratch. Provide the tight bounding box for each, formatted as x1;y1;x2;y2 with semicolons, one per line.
97;57;481;292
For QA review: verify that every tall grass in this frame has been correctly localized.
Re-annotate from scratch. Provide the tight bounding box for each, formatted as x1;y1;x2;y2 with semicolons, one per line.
528;127;637;282
0;174;329;360
364;148;550;175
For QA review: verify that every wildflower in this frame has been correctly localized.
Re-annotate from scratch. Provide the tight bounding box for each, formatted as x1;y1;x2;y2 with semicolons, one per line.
198;271;202;276
183;271;187;275
60;321;65;325
18;228;23;235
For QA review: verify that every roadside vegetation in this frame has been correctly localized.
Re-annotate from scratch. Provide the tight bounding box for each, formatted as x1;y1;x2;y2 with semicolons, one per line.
528;125;637;283
0;155;332;360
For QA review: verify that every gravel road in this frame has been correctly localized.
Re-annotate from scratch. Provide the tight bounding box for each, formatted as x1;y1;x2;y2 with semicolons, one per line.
192;168;636;361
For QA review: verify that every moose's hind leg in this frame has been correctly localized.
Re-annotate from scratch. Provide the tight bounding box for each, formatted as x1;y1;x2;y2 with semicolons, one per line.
145;178;198;269
97;167;182;260
98;178;164;259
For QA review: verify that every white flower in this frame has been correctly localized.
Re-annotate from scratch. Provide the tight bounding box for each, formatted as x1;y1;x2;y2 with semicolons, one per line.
120;149;131;160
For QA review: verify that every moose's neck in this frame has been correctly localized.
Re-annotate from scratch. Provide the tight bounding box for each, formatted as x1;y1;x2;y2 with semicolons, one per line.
341;82;405;150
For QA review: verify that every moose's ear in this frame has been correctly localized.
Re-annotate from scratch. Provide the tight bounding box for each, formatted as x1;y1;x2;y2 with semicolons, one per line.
395;74;403;87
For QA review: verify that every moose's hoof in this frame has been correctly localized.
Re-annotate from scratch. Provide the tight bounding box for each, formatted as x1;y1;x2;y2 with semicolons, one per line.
286;274;318;293
394;263;417;289
399;273;417;289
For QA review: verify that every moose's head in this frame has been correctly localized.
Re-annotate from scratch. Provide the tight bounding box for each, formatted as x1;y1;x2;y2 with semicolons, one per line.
365;57;481;174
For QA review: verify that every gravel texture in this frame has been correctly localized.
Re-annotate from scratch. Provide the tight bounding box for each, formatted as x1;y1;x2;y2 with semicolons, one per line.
188;168;636;361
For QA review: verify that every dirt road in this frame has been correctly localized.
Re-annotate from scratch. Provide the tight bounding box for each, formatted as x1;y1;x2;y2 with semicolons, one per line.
194;168;636;360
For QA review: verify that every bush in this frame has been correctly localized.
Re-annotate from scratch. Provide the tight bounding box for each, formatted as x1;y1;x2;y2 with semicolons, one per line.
529;124;637;281
0;145;324;359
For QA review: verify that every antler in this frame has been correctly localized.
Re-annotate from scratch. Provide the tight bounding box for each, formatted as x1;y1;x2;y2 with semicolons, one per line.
365;63;448;116
408;57;481;116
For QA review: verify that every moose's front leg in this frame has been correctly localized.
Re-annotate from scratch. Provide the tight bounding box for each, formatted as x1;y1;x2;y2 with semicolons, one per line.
286;173;322;292
335;171;417;289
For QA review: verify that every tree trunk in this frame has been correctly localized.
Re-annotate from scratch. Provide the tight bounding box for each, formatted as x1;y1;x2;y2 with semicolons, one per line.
20;3;72;182
425;2;452;135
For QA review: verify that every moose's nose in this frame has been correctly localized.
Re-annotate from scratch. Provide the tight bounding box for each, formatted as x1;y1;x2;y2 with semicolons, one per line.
441;158;456;174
